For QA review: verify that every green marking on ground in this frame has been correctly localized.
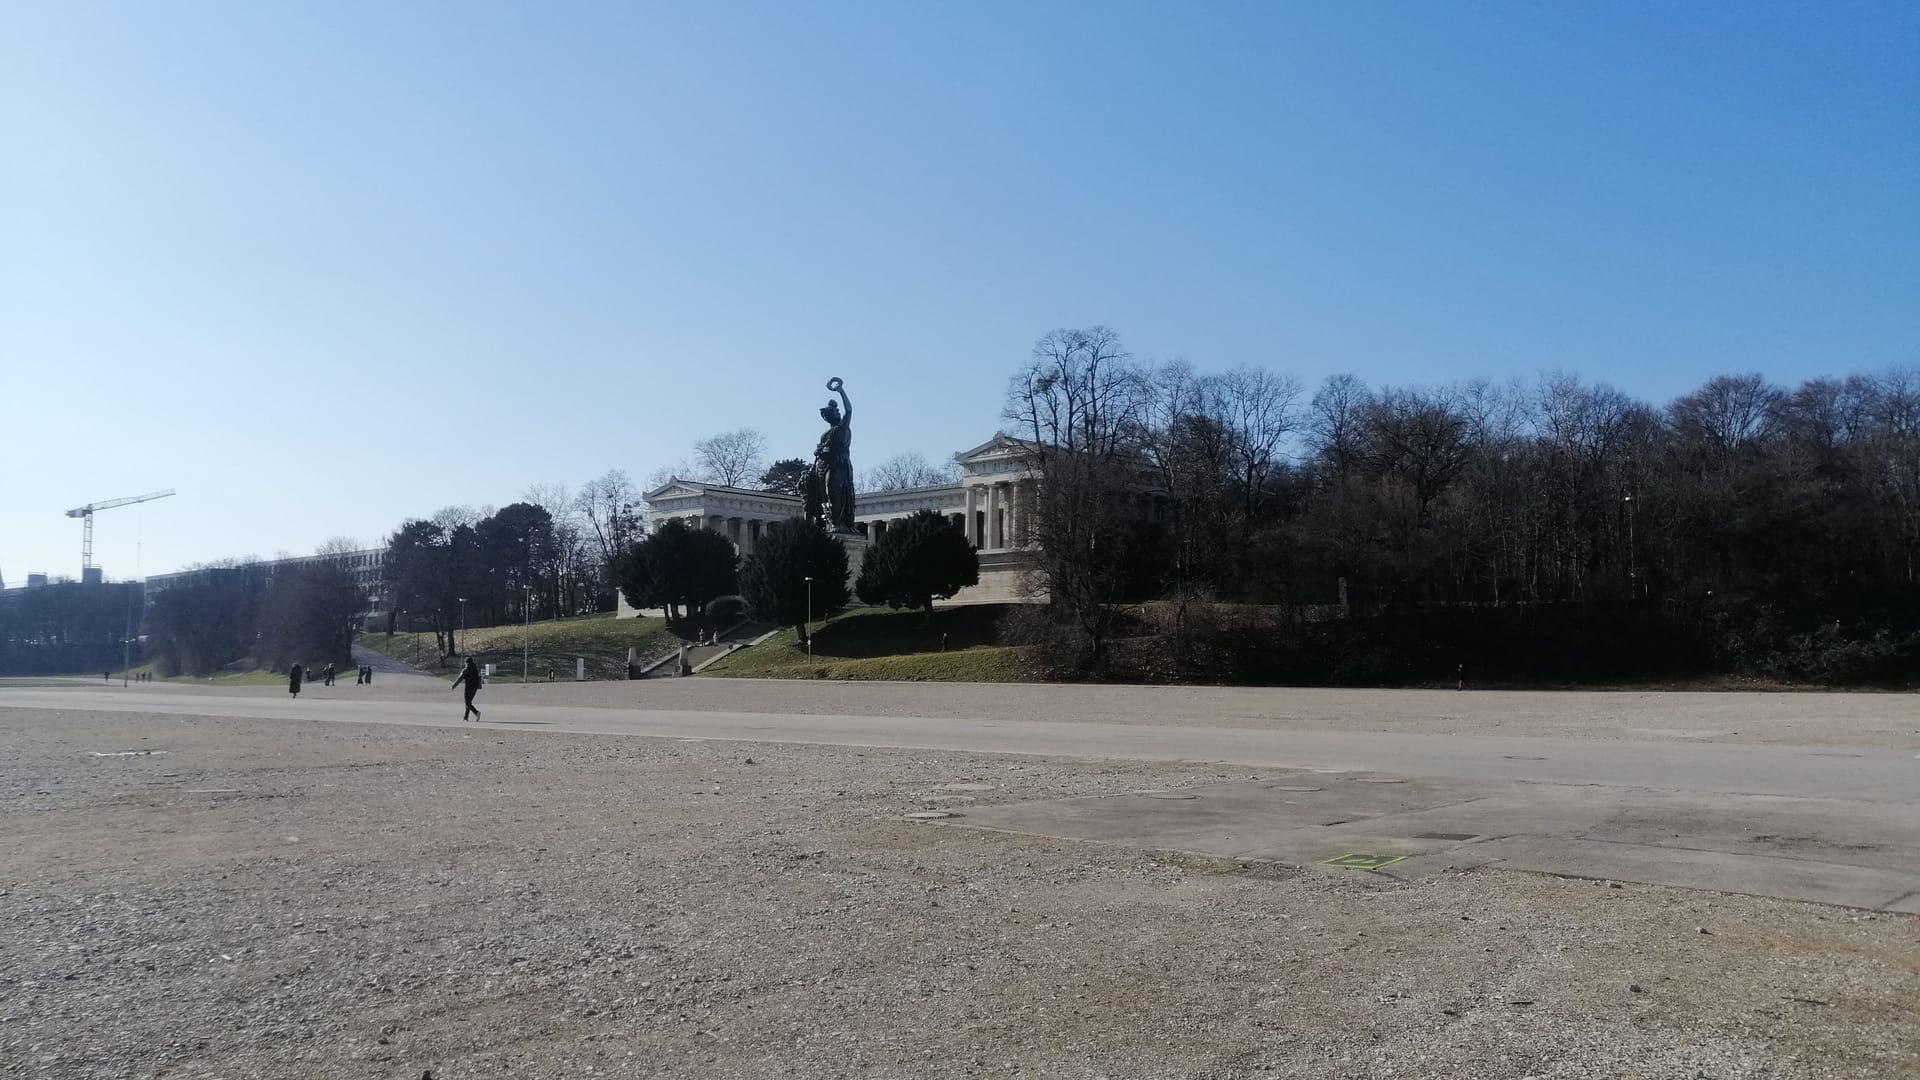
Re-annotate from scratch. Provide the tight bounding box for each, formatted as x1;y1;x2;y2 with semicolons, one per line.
1323;852;1408;871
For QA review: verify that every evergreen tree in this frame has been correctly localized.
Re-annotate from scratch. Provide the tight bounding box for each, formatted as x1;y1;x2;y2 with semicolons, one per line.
855;509;978;615
759;458;811;497
739;519;848;640
616;519;738;625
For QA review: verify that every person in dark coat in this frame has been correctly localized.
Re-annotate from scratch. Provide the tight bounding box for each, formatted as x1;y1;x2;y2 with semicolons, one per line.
452;657;482;721
289;663;304;698
364;665;373;686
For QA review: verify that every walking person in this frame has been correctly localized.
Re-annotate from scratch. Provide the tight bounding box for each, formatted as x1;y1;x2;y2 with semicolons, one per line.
289;663;304;699
452;657;483;721
323;662;335;687
363;665;373;686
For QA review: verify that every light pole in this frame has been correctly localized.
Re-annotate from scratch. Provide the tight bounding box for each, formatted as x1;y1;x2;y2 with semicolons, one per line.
457;597;468;656
523;585;532;683
121;581;134;686
804;575;814;656
1623;493;1637;601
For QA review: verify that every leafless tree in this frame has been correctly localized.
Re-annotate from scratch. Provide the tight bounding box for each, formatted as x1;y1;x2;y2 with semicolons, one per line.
429;505;484;531
693;428;769;488
1004;327;1150;665
522;483;596;617
1669;373;1783;462
642;461;695;492
574;470;641;604
1206;365;1302;528
314;536;364;559
860;452;956;492
1309;373;1372;481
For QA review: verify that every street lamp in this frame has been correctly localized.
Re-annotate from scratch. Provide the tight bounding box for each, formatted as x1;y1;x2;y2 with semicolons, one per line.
804;575;814;656
457;596;468;656
523;584;532;683
1623;493;1637;601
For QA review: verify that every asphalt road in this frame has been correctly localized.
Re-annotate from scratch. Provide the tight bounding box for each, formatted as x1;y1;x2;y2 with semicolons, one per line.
4;683;1916;910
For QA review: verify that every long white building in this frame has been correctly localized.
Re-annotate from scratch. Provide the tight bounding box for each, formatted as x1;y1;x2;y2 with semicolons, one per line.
629;434;1043;609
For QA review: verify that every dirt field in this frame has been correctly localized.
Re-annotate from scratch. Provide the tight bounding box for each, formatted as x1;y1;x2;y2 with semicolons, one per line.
3;705;1915;1079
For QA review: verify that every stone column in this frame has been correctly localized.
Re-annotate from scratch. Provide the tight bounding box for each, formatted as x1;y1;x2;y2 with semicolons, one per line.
987;484;1002;549
965;485;980;546
1008;481;1023;546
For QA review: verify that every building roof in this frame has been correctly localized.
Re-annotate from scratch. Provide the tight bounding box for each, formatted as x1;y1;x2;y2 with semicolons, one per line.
643;478;803;504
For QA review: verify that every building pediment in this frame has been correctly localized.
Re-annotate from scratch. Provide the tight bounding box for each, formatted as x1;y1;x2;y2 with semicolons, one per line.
643;480;707;502
954;433;1036;463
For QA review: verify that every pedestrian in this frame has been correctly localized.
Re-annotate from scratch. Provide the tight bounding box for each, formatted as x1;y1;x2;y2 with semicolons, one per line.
105;670;112;683
289;663;304;699
364;665;373;686
452;657;483;721
323;662;335;687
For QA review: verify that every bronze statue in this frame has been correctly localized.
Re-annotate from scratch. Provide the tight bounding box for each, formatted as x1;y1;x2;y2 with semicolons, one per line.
806;377;855;532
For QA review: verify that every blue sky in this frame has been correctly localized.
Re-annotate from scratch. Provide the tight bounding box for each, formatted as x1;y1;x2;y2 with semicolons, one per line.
3;2;1914;580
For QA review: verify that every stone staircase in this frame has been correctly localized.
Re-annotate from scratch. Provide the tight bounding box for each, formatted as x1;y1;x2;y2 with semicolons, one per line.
637;620;775;678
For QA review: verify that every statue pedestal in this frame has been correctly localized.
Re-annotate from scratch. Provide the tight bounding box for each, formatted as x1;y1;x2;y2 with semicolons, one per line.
832;530;870;594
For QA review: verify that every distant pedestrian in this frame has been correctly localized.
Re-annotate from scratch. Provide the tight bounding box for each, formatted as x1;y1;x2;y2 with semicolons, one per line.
105;670;112;683
363;665;373;686
289;663;304;698
452;657;482;721
323;663;335;687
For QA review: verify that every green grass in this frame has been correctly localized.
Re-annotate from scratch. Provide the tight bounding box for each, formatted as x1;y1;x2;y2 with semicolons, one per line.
701;604;1037;682
357;612;679;680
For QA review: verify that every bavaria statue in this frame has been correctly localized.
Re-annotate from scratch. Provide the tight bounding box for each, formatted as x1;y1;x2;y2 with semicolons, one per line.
805;377;855;533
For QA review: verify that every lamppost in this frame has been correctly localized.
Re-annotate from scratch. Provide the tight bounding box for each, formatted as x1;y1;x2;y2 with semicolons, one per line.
457;596;468;656
523;584;532;683
1623;493;1637;601
804;575;814;656
121;580;134;686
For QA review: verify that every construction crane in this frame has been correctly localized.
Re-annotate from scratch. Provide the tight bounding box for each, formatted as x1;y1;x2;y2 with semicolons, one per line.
65;489;176;577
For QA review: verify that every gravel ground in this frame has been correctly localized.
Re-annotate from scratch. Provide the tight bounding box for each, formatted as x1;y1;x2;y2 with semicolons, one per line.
3;708;1915;1079
178;674;1920;749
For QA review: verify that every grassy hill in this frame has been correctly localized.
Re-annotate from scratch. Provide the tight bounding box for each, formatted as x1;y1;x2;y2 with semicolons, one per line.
357;612;678;681
701;604;1037;682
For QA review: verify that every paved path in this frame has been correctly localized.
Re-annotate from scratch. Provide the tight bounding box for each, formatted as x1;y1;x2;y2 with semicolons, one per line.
350;642;435;678
3;685;1915;910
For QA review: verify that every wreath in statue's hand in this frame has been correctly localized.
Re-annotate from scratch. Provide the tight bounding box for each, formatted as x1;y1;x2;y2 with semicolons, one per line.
826;377;844;392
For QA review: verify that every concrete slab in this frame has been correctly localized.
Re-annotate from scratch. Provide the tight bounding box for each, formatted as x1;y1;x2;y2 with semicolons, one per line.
1475;836;1920;911
946;775;1920;912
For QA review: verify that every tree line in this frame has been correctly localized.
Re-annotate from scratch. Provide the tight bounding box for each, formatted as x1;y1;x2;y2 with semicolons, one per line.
142;559;366;677
1010;326;1920;685
0;581;143;676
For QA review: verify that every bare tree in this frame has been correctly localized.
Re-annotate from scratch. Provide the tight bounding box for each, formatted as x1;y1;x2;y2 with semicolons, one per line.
1004;327;1151;666
521;483;595;618
1309;373;1372;481
859;452;956;492
692;428;769;487
643;461;695;492
574;470;640;605
430;505;484;531
1669;374;1783;461
315;536;364;558
1206;365;1302;528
